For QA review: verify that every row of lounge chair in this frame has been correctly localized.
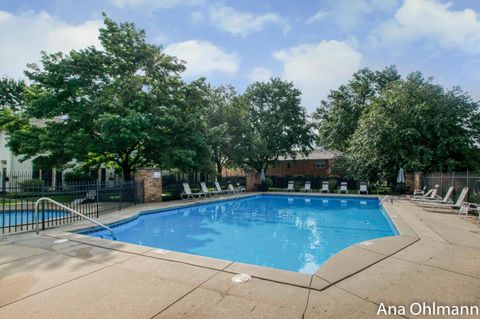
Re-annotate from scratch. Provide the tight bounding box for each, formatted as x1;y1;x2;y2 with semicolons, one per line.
410;184;472;212
181;182;245;199
285;181;369;194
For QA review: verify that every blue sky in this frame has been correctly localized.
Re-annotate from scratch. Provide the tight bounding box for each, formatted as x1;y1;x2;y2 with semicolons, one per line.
1;0;479;112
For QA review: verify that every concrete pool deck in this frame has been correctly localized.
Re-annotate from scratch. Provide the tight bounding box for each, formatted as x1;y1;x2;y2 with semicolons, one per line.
0;194;479;318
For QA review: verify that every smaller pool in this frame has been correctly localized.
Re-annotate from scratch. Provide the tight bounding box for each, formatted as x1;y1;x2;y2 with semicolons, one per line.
0;210;71;227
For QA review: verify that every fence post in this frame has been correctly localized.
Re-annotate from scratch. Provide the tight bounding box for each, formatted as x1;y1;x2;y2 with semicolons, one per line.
440;172;443;195
96;182;99;218
41;180;45;230
466;170;469;191
118;183;122;211
452;171;455;194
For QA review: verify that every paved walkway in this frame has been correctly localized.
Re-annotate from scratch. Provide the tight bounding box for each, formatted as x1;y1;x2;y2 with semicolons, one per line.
0;199;479;318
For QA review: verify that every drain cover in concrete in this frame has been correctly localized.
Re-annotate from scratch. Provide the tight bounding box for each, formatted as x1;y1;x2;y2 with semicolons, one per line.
232;273;251;283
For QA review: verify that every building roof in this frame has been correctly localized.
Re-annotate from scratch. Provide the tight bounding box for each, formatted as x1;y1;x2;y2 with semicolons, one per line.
277;148;341;161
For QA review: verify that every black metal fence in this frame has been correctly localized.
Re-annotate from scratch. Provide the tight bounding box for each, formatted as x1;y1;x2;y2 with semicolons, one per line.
1;178;144;234
162;174;246;201
423;171;480;203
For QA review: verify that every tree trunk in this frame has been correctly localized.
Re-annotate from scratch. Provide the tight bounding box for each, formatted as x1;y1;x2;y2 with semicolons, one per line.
122;165;132;181
257;167;266;181
216;161;222;181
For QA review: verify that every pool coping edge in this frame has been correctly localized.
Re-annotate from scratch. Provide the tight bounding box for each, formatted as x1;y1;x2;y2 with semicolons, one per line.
28;193;420;289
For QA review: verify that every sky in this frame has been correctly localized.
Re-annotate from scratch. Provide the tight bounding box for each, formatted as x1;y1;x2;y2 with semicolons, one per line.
0;0;479;113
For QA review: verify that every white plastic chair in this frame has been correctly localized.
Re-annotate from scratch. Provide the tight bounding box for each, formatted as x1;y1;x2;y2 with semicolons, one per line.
301;181;312;193
181;183;205;199
286;181;294;192
320;181;329;193
338;182;348;194
358;182;368;194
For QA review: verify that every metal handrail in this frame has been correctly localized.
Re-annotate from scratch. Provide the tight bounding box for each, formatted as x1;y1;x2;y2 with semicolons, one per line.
379;195;393;207
35;197;116;240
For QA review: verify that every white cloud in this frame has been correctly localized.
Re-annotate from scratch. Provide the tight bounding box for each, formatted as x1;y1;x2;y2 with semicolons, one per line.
165;40;238;78
110;0;201;10
306;11;328;24
274;41;362;112
0;10;101;79
371;0;480;54
209;5;290;37
310;0;398;29
247;67;273;82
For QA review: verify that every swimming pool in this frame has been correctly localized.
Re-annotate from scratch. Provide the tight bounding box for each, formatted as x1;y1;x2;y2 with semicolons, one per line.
83;194;397;274
1;210;71;227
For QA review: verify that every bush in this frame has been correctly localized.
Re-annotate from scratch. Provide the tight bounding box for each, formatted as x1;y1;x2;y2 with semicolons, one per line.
20;179;42;192
258;178;273;191
63;170;97;183
468;193;480;204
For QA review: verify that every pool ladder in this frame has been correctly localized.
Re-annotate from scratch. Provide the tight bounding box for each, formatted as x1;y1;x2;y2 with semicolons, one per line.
35;197;117;240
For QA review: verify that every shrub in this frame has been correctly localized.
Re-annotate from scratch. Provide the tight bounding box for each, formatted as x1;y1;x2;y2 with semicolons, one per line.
20;179;42;192
468;193;480;204
258;178;273;191
63;170;97;183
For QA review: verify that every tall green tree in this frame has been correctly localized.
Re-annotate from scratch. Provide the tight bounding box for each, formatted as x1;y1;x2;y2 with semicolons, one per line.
204;84;237;177
0;77;26;112
5;14;209;180
0;77;26;129
347;72;480;182
314;66;400;151
229;78;314;179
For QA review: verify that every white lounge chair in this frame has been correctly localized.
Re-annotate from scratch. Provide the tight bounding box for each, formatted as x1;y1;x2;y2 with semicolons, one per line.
236;182;246;192
215;181;229;194
413;186;427;196
410;184;439;199
301;181;312;192
286;181;294;192
320;181;329;193
228;183;239;194
181;183;205;199
338;182;348;194
412;186;453;204
458;202;471;219
358;182;368;194
419;187;469;210
200;182;221;197
72;190;96;205
410;187;442;201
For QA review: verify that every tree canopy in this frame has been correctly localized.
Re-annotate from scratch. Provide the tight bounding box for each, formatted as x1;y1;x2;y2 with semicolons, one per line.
4;14;210;180
316;68;480;182
204;84;238;176
2;14;478;185
228;78;314;178
314;66;401;151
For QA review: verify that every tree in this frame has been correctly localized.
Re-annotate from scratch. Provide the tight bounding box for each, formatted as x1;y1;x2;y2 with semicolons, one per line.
5;14;209;180
347;72;480;182
204;84;237;178
0;77;26;112
314;66;401;151
229;78;314;179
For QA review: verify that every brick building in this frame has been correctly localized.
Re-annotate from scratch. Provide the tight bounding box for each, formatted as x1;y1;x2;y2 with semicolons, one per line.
267;148;341;177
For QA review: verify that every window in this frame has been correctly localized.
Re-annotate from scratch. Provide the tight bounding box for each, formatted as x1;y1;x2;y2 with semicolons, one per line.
286;163;291;169
315;160;326;169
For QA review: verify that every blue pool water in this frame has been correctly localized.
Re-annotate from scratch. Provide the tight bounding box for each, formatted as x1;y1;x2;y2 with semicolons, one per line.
83;195;397;274
1;210;70;227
